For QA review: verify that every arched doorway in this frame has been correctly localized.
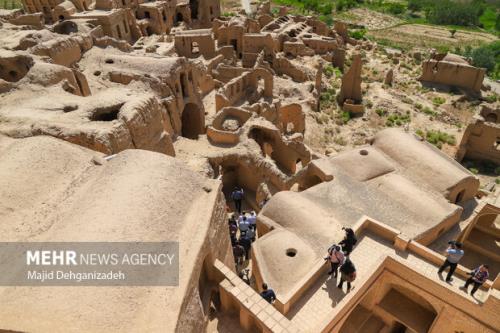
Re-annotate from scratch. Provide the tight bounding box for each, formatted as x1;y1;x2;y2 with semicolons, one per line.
182;103;203;139
190;0;199;20
176;13;183;23
486;113;498;123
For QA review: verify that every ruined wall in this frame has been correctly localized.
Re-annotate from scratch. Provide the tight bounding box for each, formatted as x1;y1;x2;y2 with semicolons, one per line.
217;24;245;57
273;55;311;83
215;67;273;112
457;120;500;165
174;30;216;59
419;60;485;93
301;36;338;54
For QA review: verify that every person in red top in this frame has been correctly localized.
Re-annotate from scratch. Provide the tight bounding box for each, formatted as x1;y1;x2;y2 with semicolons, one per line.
461;264;489;296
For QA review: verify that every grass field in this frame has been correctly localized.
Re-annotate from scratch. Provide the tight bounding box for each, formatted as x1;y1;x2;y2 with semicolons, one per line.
0;0;22;9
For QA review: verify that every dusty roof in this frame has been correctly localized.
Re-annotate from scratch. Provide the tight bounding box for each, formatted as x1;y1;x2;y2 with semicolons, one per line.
0;135;221;332
259;129;469;255
372;128;476;196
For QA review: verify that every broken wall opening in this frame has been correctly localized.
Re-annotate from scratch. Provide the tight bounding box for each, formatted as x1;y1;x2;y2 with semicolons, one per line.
0;55;34;83
190;0;199;19
181;103;203;139
89;103;125;121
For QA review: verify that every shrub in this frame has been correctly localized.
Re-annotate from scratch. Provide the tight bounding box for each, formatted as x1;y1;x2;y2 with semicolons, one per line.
471;46;496;73
469;168;479;175
324;65;342;78
386;113;411;127
387;3;406;15
349;29;367;40
324;65;335;78
340;111;351;124
432;96;446;106
485;94;498;103
422;107;437;117
375;108;387;117
464;41;500;79
424;130;456;149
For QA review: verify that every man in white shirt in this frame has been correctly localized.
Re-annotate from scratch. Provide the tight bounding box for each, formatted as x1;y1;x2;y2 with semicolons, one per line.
247;211;257;230
238;215;250;234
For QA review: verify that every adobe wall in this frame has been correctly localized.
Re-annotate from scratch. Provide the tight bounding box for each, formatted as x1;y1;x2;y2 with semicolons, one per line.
71;10;134;43
175;187;235;332
273;55;310;82
457;120;500;165
278;103;305;134
215;67;273;112
9;13;44;28
419;59;486;93
174;30;216;59
301;36;338;55
217;24;245;57
242;33;276;58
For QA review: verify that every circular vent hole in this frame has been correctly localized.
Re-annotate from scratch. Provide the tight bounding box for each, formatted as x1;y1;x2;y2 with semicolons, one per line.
286;248;297;257
105;59;114;64
360;149;368;156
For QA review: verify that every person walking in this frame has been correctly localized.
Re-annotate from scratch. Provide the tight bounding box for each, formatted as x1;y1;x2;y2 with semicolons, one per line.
325;244;345;278
231;187;244;213
260;283;276;304
461;264;489;296
232;241;245;267
438;240;464;282
238;215;250;234
247;211;257;231
337;258;356;292
239;233;252;260
339;227;357;256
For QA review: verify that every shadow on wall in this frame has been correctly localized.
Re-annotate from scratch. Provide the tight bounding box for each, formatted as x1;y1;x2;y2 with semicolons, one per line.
181;103;204;139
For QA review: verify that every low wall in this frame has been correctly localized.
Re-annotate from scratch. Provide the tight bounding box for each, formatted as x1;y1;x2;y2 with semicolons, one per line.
213;260;299;333
206;127;240;145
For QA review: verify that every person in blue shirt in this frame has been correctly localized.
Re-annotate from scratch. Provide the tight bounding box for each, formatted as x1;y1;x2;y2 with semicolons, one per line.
231;187;244;213
260;283;276;304
438;241;464;282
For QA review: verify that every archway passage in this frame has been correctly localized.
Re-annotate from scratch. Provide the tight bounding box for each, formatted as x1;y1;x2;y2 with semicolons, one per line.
181;103;203;139
455;189;465;204
190;0;199;19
